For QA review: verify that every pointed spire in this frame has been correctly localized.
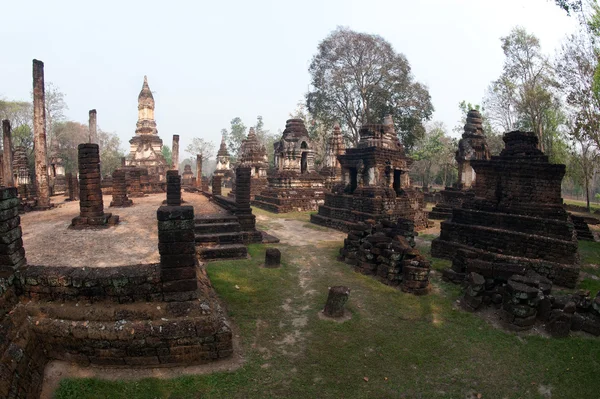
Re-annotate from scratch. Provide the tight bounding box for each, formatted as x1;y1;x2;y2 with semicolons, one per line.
138;75;154;101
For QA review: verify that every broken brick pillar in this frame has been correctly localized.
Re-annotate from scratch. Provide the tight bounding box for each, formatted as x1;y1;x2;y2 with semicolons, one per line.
323;286;350;318
172;135;179;171
0;187;26;272
264;248;281;268
235;166;256;231
166;170;181;206
89;109;97;144
157;205;198;301
32;59;50;209
2;120;14;188
128;169;144;197
71;143;118;228
196;154;202;189
110;169;132;207
66;172;78;201
212;175;222;196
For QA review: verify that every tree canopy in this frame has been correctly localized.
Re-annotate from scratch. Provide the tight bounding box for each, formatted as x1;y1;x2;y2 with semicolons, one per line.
306;27;433;150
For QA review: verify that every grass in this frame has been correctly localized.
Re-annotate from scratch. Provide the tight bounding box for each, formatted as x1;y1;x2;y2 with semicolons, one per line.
564;198;600;213
55;219;600;399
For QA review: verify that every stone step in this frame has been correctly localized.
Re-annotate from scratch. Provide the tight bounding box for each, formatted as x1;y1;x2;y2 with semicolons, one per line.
194;214;239;224
198;244;248;260
195;232;244;245
194;222;241;234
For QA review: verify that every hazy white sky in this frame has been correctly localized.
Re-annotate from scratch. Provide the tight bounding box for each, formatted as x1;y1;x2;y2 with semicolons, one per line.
0;0;579;157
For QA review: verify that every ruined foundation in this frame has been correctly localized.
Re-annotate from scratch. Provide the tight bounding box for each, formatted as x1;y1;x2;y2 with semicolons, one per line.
110;169;133;207
431;131;580;288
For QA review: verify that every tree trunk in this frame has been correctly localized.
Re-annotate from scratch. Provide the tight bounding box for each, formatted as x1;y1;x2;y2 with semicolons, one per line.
586;173;591;212
323;286;350;318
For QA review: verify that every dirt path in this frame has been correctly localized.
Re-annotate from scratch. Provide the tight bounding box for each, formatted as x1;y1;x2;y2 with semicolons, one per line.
21;192;223;267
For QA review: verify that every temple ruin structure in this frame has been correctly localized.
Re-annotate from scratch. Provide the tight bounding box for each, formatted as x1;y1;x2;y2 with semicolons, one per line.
182;164;194;186
172;134;179;171
125;76;167;182
319;123;346;189
213;135;234;187
431;131;580;288
254;119;326;212
228;127;268;200
429;109;491;219
311;116;429;231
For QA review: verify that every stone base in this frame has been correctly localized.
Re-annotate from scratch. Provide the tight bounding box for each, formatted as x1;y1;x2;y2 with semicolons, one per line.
71;213;119;229
428;204;453;220
110;199;133;207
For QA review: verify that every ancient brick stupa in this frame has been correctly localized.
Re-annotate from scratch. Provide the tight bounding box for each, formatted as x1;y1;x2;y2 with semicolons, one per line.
181;164;194;186
228;127;268;200
431;131;580;288
125;76;167;182
319;123;346;189
213;134;234;186
311;116;429;231
429;110;490;219
254;119;326;212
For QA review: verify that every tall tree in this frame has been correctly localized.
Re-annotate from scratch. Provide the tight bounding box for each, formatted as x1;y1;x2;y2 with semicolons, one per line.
484;27;558;153
162;145;172;168
306;27;433;149
185;138;215;161
411;121;447;189
97;128;124;177
223;117;247;158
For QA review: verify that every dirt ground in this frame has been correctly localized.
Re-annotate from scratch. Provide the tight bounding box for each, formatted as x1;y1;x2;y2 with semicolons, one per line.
21;192;224;267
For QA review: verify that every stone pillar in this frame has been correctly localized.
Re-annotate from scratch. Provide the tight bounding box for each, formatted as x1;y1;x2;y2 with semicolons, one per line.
66;172;76;201
32;59;50;208
89;109;97;144
72;143;118;227
110;169;132;207
157;205;198;301
212;176;222;196
2;120;14;187
235;166;256;231
196;154;202;188
0;187;26;271
128;169;144;197
166;170;181;206
172;135;179;171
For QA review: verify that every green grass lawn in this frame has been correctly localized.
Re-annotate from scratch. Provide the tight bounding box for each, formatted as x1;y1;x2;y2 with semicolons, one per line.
55;218;600;399
564;198;600;213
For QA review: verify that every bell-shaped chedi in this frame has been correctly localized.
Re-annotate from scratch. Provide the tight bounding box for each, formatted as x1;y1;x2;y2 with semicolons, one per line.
429;109;491;220
253;119;326;213
311;115;429;231
213;134;234;186
125;76;168;183
431;131;580;288
228;127;269;200
319;123;346;189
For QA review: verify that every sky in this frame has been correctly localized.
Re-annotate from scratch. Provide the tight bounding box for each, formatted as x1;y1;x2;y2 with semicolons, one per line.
0;0;580;158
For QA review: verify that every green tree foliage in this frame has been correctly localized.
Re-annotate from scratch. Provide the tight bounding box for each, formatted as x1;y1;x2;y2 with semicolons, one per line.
97;128;124;177
162;145;172;168
223;117;247;158
484;27;558;153
306;27;433;150
411;121;449;189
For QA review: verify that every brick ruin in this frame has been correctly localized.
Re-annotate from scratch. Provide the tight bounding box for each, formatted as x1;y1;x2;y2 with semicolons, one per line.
338;218;431;295
166;170;182;206
2;120;14;188
213;134;234;187
319;123;346;189
253;119;326;213
431;131;580;288
228;127;269;200
198;166;264;261
182;164;194;186
212;175;222;196
71;143;119;228
125;76;168;183
109;169;133;207
172;134;179;171
0;187;233;398
311;116;429;232
32;59;51;210
429;109;491;220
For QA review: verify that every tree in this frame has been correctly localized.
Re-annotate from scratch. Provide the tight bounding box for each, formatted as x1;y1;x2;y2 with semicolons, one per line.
185;138;216;169
484;27;558;153
97;128;124;177
223;117;247;158
162;145;172;168
43;82;68;152
306;27;434;149
411;121;447;189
